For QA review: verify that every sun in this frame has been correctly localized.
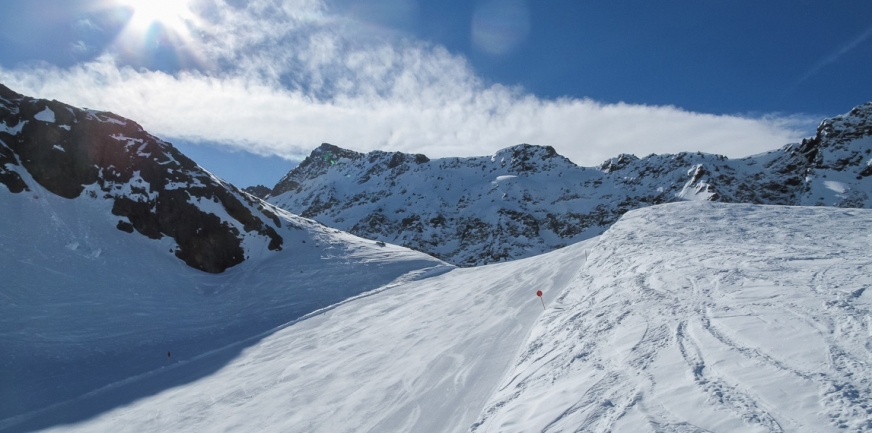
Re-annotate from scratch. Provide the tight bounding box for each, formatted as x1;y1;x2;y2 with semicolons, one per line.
109;0;208;68
119;0;194;32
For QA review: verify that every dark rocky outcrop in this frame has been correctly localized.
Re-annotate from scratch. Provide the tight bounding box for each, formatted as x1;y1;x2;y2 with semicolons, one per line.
0;84;283;273
244;184;272;199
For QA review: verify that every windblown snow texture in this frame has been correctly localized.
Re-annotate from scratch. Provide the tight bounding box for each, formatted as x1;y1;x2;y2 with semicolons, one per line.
267;103;872;267
473;202;872;433
20;239;596;433
10;203;871;432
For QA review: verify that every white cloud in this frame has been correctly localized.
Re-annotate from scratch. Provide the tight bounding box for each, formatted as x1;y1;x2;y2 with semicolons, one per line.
0;0;815;167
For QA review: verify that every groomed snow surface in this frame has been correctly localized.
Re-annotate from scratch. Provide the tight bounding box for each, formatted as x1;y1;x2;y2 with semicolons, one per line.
3;201;872;432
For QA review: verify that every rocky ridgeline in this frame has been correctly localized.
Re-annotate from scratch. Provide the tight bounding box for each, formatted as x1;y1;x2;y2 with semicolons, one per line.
0;84;284;273
4;80;869;270
265;103;872;266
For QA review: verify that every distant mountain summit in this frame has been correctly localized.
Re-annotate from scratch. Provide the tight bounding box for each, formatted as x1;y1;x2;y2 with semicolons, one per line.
0;84;284;273
265;103;872;266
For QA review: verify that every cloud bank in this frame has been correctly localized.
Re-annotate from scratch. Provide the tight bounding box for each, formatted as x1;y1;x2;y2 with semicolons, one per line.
0;0;816;167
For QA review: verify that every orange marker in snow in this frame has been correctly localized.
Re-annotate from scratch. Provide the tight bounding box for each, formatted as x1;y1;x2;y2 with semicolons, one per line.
536;290;545;310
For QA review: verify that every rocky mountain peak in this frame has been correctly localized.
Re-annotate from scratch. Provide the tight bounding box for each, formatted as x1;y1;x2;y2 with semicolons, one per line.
270;143;363;197
491;143;575;174
267;101;872;267
271;144;433;197
0;84;23;107
599;153;640;173
773;101;872;183
243;184;272;199
1;84;284;273
817;101;872;146
313;142;362;162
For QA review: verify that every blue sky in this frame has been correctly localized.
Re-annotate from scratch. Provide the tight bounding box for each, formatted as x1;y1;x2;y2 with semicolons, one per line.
1;0;870;187
340;0;872;115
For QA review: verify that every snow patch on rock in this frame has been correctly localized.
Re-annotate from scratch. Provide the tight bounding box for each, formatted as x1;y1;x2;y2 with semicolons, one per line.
34;107;55;123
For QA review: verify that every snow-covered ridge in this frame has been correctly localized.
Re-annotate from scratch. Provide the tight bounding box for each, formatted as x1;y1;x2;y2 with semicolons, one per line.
268;142;590;266
265;103;872;267
817;102;872;146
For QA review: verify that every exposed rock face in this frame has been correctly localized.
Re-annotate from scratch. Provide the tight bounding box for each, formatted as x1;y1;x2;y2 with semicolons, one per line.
0;84;283;273
272;143;365;197
268;103;872;267
243;184;272;199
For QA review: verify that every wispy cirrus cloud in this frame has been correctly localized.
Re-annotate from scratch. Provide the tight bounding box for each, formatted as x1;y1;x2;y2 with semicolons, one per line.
0;0;816;167
787;25;872;95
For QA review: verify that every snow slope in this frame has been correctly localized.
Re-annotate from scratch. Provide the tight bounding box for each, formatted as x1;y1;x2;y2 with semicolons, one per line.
16;202;872;433
2;83;476;432
474;202;872;432
4;82;871;433
0;166;448;431
19;236;597;433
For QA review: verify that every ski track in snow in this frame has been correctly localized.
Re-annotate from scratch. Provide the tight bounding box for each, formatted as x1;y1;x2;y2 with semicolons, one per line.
473;202;872;433
5;196;872;432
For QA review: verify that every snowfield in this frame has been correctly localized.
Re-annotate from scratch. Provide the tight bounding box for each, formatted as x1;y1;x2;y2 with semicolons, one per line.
18;236;592;433
474;202;872;433
16;236;597;433
4;200;871;432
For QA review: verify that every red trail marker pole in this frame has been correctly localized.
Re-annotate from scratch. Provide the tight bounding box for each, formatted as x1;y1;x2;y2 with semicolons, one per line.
536;290;545;310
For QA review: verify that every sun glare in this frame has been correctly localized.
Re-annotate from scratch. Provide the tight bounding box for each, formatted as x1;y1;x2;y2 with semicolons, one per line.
120;0;194;32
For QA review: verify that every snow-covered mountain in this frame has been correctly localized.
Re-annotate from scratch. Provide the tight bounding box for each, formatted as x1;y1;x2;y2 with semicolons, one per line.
0;84;448;429
0;83;289;274
265;102;872;267
3;83;871;432
24;202;871;433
